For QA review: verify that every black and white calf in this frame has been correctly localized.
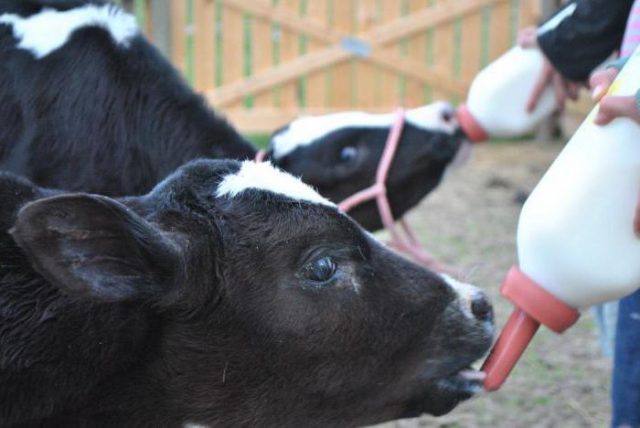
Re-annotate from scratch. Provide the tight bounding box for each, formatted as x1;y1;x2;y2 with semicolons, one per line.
0;0;464;231
270;104;467;230
1;160;493;426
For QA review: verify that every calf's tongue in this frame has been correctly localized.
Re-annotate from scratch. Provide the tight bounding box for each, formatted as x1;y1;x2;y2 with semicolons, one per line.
458;369;486;381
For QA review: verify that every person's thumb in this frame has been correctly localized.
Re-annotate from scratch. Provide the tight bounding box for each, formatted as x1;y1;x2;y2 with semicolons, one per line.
594;96;634;126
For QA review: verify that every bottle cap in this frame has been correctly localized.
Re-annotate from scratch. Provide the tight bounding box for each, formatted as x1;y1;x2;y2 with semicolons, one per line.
457;104;489;143
482;266;580;391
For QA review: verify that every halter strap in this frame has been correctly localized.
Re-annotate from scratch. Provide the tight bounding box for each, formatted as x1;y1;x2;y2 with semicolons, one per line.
338;108;459;276
254;149;268;163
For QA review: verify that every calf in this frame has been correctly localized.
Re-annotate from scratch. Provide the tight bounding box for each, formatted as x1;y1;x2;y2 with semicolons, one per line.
0;0;464;231
271;104;468;230
0;159;493;426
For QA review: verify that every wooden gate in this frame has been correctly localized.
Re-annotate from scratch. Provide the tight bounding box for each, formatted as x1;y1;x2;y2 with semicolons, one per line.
139;0;541;133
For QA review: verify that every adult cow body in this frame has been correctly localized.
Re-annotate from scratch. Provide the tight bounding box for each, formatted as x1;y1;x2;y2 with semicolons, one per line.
0;0;465;231
0;159;493;426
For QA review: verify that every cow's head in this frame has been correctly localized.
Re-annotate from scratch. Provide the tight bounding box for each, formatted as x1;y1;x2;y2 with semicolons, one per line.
10;159;492;426
270;102;468;231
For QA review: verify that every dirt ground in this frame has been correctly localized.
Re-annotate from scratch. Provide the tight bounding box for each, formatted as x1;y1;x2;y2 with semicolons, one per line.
374;141;612;428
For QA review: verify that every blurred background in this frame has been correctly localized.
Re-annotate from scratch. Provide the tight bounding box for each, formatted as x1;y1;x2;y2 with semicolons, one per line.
116;0;592;143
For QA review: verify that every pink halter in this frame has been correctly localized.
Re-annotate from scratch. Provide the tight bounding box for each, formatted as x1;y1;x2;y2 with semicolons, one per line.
254;149;268;163
257;109;459;277
338;109;458;276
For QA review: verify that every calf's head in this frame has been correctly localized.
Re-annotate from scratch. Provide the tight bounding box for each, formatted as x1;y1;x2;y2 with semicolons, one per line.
9;159;492;426
270;102;468;231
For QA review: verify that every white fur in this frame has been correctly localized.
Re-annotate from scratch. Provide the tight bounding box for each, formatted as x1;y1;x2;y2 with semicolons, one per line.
441;274;481;319
0;4;138;59
216;161;334;207
271;101;457;159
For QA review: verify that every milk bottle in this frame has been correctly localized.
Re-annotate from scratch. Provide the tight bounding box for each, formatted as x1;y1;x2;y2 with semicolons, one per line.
458;4;577;142
482;45;640;391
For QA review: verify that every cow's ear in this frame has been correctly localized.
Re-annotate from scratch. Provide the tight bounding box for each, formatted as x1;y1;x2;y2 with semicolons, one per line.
10;194;179;302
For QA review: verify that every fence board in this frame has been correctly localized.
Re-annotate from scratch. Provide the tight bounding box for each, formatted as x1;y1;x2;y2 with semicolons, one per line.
194;0;215;90
331;0;355;108
251;0;275;108
354;0;375;109
403;1;423;107
170;0;187;77
148;0;541;132
379;0;402;106
461;10;483;83
277;0;299;110
305;0;329;110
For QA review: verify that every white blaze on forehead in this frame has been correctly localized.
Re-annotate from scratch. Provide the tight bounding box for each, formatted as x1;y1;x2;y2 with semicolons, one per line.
216;161;335;207
0;4;138;59
271;101;457;159
441;274;482;319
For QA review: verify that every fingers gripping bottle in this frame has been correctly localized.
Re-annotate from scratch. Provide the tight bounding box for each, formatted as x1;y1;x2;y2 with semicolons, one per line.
457;4;577;142
482;45;640;391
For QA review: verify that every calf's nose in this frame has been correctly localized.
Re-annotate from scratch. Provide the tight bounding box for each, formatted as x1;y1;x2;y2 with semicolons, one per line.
441;274;493;322
471;293;493;322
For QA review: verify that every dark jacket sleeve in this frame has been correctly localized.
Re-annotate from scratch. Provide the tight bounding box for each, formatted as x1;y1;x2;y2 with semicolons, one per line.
537;0;634;81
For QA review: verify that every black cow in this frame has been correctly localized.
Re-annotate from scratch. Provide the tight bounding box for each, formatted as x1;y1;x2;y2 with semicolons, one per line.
0;0;465;231
1;159;493;426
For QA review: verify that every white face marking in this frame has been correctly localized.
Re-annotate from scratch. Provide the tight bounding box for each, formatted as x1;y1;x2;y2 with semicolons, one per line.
271;101;457;159
216;161;335;207
441;274;482;319
0;4;138;59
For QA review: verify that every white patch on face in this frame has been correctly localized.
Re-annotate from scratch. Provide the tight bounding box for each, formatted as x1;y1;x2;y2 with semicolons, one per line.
0;4;138;59
271;101;457;159
441;273;482;319
216;161;335;207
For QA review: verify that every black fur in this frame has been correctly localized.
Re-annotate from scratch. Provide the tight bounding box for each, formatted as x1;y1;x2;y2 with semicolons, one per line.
0;160;493;426
0;0;464;231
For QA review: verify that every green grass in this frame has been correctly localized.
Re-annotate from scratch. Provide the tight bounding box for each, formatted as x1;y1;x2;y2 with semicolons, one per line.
244;134;271;149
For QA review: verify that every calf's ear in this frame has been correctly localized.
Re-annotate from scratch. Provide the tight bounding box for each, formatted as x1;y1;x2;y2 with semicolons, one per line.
10;194;180;302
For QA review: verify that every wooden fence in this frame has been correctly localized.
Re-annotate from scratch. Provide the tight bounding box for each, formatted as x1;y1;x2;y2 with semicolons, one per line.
132;0;542;133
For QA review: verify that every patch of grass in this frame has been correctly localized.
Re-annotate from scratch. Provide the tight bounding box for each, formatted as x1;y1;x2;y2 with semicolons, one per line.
244;134;270;149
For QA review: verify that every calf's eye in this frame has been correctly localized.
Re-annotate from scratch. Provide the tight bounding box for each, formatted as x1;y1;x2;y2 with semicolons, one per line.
302;256;337;283
339;146;358;163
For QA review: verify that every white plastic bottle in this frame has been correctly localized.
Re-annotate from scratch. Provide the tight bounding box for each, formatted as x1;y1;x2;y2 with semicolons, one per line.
482;45;640;391
458;4;577;142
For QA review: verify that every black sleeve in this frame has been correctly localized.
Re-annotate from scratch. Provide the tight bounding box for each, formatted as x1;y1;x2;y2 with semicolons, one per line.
537;0;634;81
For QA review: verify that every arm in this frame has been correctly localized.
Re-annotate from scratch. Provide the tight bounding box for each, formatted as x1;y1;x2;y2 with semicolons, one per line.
537;0;634;82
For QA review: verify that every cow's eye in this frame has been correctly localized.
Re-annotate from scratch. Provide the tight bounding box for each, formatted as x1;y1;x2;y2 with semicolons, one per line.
302;256;337;283
339;146;358;163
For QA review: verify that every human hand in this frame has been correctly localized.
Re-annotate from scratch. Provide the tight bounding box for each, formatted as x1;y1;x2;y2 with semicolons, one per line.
526;57;580;113
634;197;640;238
589;68;620;102
594;95;640;126
517;26;538;48
590;69;640;236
